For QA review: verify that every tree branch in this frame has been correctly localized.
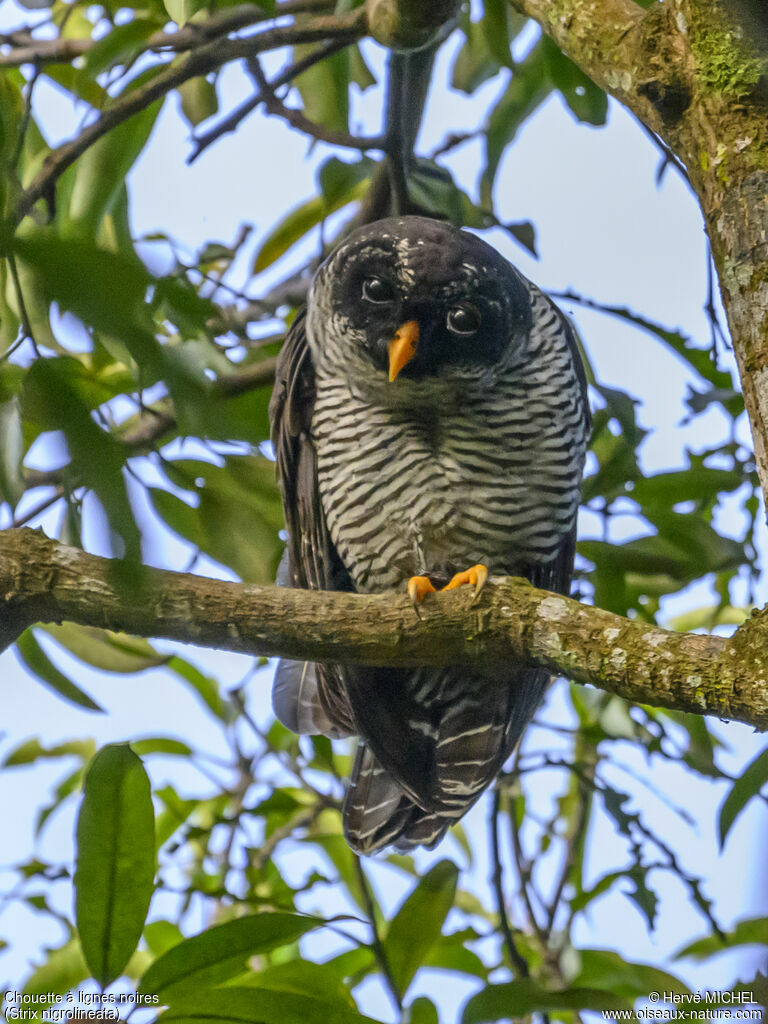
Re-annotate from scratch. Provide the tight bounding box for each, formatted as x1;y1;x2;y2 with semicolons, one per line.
2;528;767;729
0;1;336;68
16;8;368;221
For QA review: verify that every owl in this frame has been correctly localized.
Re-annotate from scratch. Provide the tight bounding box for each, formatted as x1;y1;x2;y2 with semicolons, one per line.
269;216;589;853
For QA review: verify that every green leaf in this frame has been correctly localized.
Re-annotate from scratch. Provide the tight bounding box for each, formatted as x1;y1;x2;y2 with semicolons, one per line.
405;997;439;1024
451;1;521;94
482;0;523;67
131;737;194;757
145;920;186;957
481;40;552;207
294;45;349;133
15;630;103;712
15;234;211;422
318;155;376;208
423;929;488;978
148;487;205;549
138;914;324;1001
570;949;690;1001
504;220;537;256
79;18;163;79
154;785;198;848
407;161;467;224
166;655;231;721
452;16;502;94
3;737;95;768
253;159;372;273
383;859;459;995
236;959;357;1004
163;0;248;25
35;765;86;837
42;64;109;111
0;263;21;352
155;456;284;583
40;623;169;673
581;514;745;589
158;987;379;1024
349;45;376;91
64;100;162;238
75;744;156;987
625;866;659;929
462;980;634;1021
0;396;24;505
179;77;219;127
718;744;768;845
675;917;768;960
22;937;89;1000
632;466;744;510
666;603;750;633
5;235;62;351
22;356;141;563
542;36;608;125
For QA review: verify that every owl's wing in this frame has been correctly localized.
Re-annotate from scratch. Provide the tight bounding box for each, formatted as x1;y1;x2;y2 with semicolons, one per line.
269;309;352;594
269;310;355;737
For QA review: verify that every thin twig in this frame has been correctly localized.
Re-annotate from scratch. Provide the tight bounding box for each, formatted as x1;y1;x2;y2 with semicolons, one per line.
705;244;730;355
189;36;355;163
0;331;31;365
250;804;323;871
507;751;548;946
11;487;64;528
634;115;691;187
246;55;386;151
543;768;593;936
7;252;39;355
353;856;403;1016
429;128;483;159
490;785;531;978
10;65;40;170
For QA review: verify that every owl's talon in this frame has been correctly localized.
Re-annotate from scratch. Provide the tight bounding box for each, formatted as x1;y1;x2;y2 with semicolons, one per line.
441;564;488;603
408;575;436;613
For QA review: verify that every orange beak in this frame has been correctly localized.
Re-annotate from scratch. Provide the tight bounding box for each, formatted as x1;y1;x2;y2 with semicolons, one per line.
387;320;420;382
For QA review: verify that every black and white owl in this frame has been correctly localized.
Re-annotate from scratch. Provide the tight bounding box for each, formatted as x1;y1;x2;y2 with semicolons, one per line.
269;216;589;853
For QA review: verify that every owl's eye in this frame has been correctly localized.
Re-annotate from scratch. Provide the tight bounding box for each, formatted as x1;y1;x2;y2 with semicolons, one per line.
362;276;396;304
446;303;481;336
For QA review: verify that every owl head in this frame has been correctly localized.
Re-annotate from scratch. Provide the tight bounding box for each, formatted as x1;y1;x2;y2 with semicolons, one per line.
309;216;533;382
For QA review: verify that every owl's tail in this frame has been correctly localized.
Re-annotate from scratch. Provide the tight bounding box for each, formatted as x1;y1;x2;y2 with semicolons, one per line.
343;665;552;854
343;742;454;854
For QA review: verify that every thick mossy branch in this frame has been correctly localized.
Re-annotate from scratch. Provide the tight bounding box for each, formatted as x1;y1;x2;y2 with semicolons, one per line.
508;0;768;515
1;528;767;729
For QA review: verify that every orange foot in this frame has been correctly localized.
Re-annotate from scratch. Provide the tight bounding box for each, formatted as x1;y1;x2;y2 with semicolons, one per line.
406;564;488;614
408;575;436;609
442;564;488;602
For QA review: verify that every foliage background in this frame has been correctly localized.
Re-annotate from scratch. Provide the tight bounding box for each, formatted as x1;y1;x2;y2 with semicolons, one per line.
0;0;766;1018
